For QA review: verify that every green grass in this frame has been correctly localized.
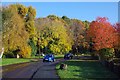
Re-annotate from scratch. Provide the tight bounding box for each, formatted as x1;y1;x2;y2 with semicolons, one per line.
32;54;64;59
0;58;32;66
54;55;64;59
56;60;119;80
31;55;44;58
0;55;64;66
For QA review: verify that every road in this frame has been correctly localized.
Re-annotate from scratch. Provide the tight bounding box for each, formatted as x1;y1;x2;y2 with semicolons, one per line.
2;59;64;80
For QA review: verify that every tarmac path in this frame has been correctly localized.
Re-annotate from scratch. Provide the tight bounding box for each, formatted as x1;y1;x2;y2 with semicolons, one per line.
1;59;64;80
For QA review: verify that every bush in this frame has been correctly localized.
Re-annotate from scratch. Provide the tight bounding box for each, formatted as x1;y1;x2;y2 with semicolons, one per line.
99;48;115;60
90;51;99;60
4;52;15;58
114;49;120;58
2;55;6;58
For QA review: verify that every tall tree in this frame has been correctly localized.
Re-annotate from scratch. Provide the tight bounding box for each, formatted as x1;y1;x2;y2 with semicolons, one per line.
63;17;87;54
113;23;120;57
2;5;31;58
35;16;73;54
25;6;37;56
86;17;118;51
82;20;90;30
2;4;37;58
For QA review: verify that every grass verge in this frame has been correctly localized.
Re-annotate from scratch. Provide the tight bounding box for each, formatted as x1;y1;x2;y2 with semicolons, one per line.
32;54;64;59
0;58;32;66
0;55;64;66
56;60;119;79
55;55;64;59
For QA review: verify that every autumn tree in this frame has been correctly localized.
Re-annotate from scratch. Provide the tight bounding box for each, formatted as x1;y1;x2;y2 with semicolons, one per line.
82;20;90;30
47;15;60;20
62;16;71;25
25;6;37;56
35;16;73;54
113;23;120;57
2;5;31;58
82;20;90;52
62;17;87;54
86;17;118;59
2;4;37;58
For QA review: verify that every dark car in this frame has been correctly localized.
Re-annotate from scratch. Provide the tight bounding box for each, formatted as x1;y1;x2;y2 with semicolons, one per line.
64;53;73;59
43;54;55;62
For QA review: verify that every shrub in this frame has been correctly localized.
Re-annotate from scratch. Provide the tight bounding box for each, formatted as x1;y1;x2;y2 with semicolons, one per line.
91;52;99;60
99;48;115;60
114;49;120;58
4;52;15;58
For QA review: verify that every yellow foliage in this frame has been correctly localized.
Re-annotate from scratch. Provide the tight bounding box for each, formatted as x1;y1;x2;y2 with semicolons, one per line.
37;18;73;54
19;46;31;58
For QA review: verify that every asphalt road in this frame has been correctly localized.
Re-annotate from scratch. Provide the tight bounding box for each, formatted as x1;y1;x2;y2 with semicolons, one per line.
1;59;64;80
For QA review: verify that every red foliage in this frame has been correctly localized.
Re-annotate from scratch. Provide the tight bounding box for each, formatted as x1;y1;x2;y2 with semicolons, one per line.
87;17;118;50
113;23;120;48
113;23;120;34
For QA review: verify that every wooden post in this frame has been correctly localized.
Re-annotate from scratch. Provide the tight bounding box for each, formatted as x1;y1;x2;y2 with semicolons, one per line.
0;48;4;58
17;54;20;58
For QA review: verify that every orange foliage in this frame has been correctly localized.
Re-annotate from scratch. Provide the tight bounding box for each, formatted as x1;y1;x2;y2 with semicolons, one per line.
87;17;118;50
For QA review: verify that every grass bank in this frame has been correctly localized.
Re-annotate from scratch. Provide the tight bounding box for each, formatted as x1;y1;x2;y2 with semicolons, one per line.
0;58;32;66
56;60;119;79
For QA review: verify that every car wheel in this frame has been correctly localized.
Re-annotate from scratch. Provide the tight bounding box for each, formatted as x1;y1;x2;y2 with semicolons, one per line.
43;59;45;62
53;59;55;62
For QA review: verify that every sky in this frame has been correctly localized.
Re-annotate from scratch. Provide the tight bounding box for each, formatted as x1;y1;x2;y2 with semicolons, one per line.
1;0;120;2
2;2;118;24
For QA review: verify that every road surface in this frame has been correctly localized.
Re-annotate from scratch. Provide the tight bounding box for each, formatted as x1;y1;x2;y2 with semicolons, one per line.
1;59;64;80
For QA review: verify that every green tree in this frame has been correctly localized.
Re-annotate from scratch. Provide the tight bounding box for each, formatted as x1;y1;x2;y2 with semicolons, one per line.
62;16;71;24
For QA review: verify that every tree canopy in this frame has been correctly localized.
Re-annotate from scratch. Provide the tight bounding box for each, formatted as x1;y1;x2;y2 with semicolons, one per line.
2;4;36;58
35;17;73;54
86;17;118;51
2;4;119;59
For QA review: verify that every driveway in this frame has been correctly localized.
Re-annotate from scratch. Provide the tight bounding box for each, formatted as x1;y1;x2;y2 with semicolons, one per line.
2;59;64;80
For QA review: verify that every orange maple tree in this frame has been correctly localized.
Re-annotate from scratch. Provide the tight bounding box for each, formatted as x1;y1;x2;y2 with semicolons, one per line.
113;23;120;48
87;17;118;51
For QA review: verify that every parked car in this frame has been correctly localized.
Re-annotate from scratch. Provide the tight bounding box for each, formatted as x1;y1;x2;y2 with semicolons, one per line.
64;53;73;59
43;54;55;62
